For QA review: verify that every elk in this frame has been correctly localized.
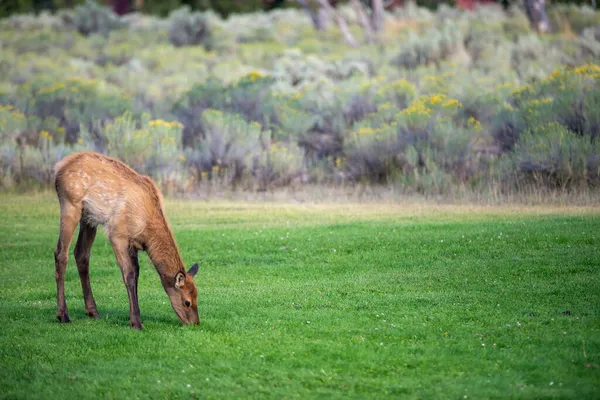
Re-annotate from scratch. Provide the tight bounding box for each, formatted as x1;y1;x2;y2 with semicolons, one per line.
53;151;199;329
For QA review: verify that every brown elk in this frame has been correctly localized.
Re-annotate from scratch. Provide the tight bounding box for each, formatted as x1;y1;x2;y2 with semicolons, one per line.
53;151;199;329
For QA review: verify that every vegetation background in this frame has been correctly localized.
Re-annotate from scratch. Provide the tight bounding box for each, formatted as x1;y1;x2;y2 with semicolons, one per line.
0;0;599;201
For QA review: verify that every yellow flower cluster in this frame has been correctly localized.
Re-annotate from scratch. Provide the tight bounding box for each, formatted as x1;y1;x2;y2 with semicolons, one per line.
148;119;184;129
572;64;600;77
357;126;377;136
40;130;53;140
467;117;483;132
38;83;67;95
513;84;533;97
160;136;177;145
427;94;444;105
442;99;461;109
527;97;553;106
400;101;432;118
11;110;25;119
546;64;600;86
247;71;264;82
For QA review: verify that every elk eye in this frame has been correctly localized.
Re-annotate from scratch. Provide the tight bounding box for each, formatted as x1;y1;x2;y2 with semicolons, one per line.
184;301;191;308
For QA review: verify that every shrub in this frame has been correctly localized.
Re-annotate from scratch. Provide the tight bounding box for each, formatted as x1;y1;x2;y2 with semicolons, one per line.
72;0;126;36
549;4;600;34
80;113;186;186
253;140;305;190
344;93;471;190
168;6;212;49
22;77;132;143
185;109;263;185
500;122;600;189
174;74;276;147
493;64;600;152
393;21;465;70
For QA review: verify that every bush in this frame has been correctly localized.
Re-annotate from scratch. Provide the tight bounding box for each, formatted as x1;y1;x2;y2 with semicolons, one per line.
174;74;276;147
21;77;132;144
549;4;600;34
185;109;263;185
393;21;466;70
72;0;126;36
501;122;600;189
494;64;600;152
344;93;471;191
253;140;305;190
80;112;186;187
168;6;212;48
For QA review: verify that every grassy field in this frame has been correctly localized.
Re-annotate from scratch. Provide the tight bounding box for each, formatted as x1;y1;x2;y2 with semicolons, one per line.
0;194;599;399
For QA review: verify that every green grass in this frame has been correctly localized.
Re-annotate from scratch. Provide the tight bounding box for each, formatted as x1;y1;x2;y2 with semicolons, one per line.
0;194;599;399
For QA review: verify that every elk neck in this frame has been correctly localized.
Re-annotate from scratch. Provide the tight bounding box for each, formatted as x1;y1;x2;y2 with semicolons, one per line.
144;214;186;282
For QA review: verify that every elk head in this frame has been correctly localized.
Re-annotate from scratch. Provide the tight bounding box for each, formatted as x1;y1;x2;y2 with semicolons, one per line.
165;263;200;325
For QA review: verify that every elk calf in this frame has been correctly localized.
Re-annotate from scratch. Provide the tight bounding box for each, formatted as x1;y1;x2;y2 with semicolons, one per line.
53;151;199;329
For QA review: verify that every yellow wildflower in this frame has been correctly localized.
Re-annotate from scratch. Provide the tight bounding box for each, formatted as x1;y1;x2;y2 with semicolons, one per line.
442;99;462;109
358;127;376;136
247;71;263;82
428;94;444;105
467;117;483;132
40;130;53;141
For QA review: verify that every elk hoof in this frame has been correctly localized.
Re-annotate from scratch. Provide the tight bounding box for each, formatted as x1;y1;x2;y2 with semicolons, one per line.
130;321;143;330
57;314;71;323
86;310;101;319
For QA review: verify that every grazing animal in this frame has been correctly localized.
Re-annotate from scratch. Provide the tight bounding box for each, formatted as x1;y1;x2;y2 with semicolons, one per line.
53;151;199;329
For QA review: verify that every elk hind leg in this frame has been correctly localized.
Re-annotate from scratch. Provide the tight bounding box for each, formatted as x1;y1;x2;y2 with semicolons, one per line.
55;202;81;323
74;220;100;319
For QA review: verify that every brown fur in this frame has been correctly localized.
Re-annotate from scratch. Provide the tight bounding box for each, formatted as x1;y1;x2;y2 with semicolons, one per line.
53;151;199;329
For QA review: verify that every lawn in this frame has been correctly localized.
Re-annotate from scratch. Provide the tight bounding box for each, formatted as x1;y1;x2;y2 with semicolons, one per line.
0;194;599;399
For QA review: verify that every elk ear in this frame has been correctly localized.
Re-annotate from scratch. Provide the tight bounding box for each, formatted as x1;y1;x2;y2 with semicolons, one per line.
175;272;185;289
188;263;199;278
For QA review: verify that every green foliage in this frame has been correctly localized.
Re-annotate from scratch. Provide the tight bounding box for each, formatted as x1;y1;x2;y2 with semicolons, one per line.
79;113;186;187
344;93;471;192
174;74;276;147
549;4;600;34
185;109;263;184
1;3;600;195
501;122;600;189
168;6;213;49
493;64;600;152
393;21;466;70
72;0;126;36
18;77;133;143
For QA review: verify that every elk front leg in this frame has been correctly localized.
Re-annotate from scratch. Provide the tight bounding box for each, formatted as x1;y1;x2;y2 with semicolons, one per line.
111;238;143;329
74;220;99;319
55;202;82;323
